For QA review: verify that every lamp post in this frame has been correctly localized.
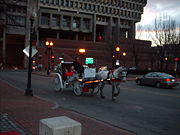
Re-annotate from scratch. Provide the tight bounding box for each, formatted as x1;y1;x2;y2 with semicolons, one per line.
122;52;126;66
164;57;168;71
115;46;120;67
79;48;86;65
45;41;54;75
25;10;36;96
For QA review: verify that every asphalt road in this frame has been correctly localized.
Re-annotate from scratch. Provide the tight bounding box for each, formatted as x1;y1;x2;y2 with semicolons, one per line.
0;70;180;135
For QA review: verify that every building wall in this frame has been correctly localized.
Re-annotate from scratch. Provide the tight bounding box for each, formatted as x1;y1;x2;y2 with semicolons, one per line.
37;0;147;42
35;38;152;70
0;0;27;68
3;0;166;71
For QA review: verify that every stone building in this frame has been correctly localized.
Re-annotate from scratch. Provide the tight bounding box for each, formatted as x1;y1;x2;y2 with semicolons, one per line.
1;0;152;69
0;0;27;68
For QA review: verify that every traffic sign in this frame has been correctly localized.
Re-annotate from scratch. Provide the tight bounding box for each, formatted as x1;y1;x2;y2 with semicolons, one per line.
23;46;38;57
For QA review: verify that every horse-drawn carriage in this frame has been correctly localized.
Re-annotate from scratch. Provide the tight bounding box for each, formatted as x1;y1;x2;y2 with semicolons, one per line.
54;62;127;100
54;62;101;96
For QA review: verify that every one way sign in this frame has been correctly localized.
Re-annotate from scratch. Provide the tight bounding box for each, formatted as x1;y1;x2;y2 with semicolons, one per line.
23;46;38;57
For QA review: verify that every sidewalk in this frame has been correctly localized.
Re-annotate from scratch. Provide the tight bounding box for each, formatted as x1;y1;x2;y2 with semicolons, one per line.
0;80;135;135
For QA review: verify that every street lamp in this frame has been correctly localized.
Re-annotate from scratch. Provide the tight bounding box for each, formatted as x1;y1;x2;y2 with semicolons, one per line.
122;52;126;66
79;48;86;65
164;57;168;71
25;9;36;96
115;46;120;52
115;46;120;67
123;52;126;57
45;41;54;75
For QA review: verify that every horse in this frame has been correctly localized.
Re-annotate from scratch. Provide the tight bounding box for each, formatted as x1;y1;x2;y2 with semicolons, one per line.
95;66;127;101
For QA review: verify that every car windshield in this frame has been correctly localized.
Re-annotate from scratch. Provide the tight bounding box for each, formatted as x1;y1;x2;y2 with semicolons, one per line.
156;72;173;78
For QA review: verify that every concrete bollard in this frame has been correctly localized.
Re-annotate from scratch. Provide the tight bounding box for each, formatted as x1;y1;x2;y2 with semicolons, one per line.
39;116;81;135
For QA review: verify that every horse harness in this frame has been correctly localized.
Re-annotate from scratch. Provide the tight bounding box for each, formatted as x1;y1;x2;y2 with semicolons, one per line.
106;70;122;84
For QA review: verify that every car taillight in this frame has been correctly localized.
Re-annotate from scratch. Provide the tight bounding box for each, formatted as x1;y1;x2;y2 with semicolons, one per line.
165;78;170;82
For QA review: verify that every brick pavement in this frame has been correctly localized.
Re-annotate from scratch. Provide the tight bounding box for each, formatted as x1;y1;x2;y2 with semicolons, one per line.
0;80;135;135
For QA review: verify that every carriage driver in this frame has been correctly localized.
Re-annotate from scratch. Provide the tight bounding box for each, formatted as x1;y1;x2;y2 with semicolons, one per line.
73;57;84;78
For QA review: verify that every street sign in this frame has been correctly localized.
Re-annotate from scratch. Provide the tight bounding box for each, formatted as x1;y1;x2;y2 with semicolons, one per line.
86;58;94;64
23;46;38;57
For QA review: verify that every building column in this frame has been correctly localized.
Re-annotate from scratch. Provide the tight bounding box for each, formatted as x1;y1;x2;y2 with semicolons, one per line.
93;14;96;42
116;18;120;42
37;29;39;45
108;16;112;42
129;21;135;39
50;13;53;27
57;32;60;39
80;17;83;32
2;27;6;65
75;32;78;40
60;15;63;29
70;16;73;30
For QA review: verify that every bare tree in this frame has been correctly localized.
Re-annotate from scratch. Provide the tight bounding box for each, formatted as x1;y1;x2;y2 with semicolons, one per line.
153;14;179;45
150;14;180;71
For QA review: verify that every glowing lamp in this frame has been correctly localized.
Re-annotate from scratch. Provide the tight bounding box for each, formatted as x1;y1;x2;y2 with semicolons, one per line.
115;47;120;52
123;52;126;56
79;48;86;54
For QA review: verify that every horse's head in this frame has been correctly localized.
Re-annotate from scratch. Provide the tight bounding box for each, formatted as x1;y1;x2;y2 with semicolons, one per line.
113;66;127;81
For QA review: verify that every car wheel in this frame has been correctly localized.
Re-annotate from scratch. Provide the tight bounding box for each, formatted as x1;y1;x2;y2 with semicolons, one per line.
155;82;161;88
137;80;141;85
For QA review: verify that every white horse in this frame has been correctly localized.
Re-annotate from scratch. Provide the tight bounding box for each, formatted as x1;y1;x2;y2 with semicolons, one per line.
95;66;127;101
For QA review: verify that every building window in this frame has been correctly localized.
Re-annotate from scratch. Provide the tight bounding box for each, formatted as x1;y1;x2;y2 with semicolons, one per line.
7;15;26;26
74;2;78;8
17;6;21;13
72;17;80;29
22;7;26;13
12;6;16;12
41;13;50;25
45;0;49;4
55;0;59;5
63;16;71;28
82;18;90;30
50;0;54;4
70;1;73;8
52;15;60;26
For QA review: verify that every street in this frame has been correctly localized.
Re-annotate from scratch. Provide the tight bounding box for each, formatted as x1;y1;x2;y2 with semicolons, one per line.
0;71;180;135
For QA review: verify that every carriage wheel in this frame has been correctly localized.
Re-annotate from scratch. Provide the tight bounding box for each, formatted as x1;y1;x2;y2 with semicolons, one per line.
54;75;62;92
73;83;82;96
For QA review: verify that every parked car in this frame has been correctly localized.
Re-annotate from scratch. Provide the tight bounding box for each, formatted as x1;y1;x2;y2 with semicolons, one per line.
136;72;179;88
129;66;137;70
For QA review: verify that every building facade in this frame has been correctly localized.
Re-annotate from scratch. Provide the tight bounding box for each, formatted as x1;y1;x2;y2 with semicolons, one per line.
1;0;153;70
0;0;27;68
37;0;146;42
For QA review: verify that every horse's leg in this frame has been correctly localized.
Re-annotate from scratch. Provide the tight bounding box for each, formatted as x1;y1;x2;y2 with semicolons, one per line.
112;83;116;101
99;82;105;99
113;83;120;97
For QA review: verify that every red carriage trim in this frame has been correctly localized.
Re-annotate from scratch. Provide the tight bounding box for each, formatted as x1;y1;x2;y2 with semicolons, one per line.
65;72;74;76
110;78;122;82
